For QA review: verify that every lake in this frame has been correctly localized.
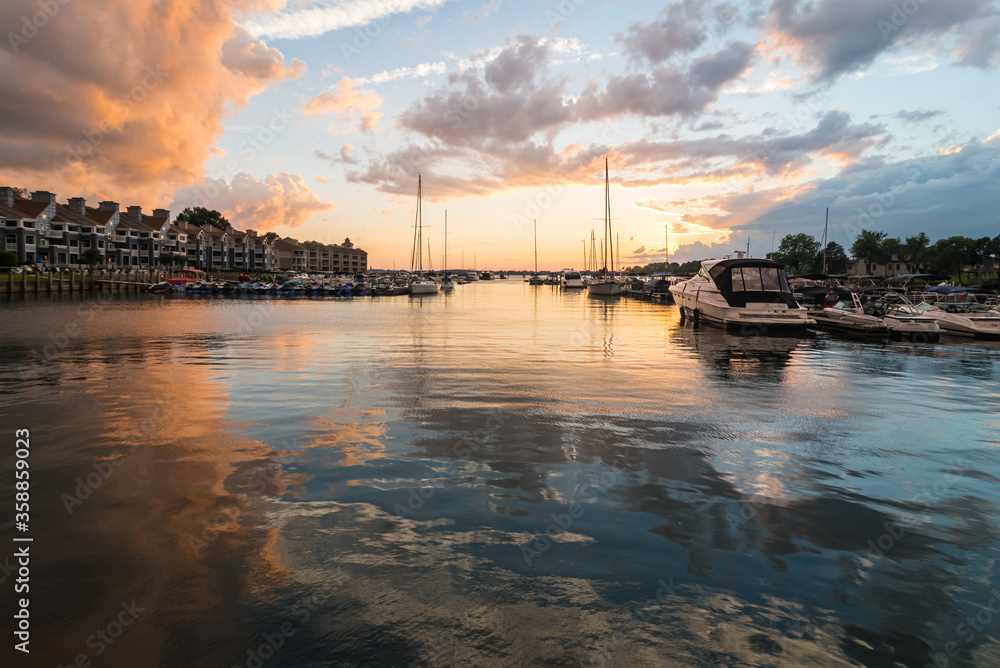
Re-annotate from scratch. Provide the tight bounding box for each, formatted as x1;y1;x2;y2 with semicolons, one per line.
2;281;999;667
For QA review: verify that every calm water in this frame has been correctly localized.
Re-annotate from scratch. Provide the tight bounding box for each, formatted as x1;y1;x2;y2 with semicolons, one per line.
2;282;999;667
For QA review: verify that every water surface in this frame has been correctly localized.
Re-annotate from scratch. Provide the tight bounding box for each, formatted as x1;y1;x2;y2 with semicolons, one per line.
2;282;999;667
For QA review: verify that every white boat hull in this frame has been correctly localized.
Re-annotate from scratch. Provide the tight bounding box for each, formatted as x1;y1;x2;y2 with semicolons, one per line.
410;281;440;295
672;286;814;330
587;280;622;296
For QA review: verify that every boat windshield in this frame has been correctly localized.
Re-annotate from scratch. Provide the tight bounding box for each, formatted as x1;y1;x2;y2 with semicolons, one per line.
708;260;796;307
565;272;581;279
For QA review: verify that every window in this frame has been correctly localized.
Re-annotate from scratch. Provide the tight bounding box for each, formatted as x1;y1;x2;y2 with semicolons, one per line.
81;240;91;248
69;240;78;247
24;222;34;228
97;228;105;234
25;235;34;244
52;224;64;231
168;234;177;240
131;244;137;250
97;241;104;248
82;227;92;233
154;244;159;251
69;226;78;232
4;221;15;227
5;234;15;243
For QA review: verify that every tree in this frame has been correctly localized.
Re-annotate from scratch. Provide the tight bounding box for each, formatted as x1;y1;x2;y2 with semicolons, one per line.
767;233;820;272
80;248;104;274
813;241;849;274
927;236;974;284
0;250;16;267
902;232;931;273
850;229;888;275
176;207;230;230
263;231;280;242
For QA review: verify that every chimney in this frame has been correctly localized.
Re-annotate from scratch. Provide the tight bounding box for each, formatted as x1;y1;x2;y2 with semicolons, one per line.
0;187;14;208
67;197;87;215
99;201;119;212
153;208;170;219
31;190;56;204
126;205;142;221
246;229;257;238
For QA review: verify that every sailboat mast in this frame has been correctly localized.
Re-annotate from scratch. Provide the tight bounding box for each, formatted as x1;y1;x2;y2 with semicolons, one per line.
665;222;669;268
411;174;422;273
822;207;829;272
533;219;538;273
444;210;448;273
605;157;613;275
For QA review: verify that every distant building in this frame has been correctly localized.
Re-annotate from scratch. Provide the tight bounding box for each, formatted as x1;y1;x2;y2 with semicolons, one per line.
850;254;912;277
0;185;353;273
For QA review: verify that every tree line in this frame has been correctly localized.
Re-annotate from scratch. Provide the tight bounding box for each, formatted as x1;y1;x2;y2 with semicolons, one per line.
624;229;1000;283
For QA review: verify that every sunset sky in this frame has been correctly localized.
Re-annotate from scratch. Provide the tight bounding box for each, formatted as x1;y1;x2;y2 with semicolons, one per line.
2;0;999;270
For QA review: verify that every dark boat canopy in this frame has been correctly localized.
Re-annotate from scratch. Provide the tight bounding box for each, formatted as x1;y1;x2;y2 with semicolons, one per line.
924;285;976;294
886;273;949;283
787;272;832;280
708;259;796;307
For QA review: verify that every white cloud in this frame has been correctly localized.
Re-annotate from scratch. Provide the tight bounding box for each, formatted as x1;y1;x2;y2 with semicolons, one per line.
244;0;456;40
355;61;448;85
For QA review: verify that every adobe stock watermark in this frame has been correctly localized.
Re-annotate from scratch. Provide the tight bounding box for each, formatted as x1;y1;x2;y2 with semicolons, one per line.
7;0;72;54
878;0;930;41
192;106;295;208
340;14;392;63
547;0;587;28
51;65;169;174
55;599;144;668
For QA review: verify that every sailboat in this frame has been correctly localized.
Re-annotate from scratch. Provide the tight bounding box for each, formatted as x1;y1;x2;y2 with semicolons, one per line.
528;219;544;285
441;210;455;291
409;175;439;295
587;158;623;296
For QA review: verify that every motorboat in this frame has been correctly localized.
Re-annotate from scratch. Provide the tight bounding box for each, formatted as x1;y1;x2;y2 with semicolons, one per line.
812;293;891;339
466;271;480;282
528;273;544;285
670;256;815;332
562;270;585;289
915;292;1000;338
643;273;677;302
167;269;206;286
873;296;941;342
480;271;494;280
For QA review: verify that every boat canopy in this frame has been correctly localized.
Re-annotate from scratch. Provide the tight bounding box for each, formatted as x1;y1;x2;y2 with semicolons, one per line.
787;272;832;280
708;259;797;307
924;285;976;294
886;273;949;283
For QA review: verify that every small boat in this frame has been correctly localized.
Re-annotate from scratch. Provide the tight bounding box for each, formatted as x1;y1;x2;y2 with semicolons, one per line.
480;271;494;280
466;271;480;282
915;290;1000;338
562;270;585;289
587;158;622;297
812;293;890;339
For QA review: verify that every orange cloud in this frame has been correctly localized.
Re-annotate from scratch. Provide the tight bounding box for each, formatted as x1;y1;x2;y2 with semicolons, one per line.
171;172;335;231
301;77;383;132
0;0;304;205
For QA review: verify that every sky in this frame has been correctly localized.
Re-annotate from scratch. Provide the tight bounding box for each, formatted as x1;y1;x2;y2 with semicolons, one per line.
2;0;999;270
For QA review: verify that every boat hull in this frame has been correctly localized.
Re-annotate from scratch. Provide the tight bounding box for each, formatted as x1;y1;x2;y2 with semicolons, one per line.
587;280;622;296
410;281;440;295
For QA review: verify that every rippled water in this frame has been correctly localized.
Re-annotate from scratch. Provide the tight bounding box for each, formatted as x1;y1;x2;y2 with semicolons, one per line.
2;282;999;667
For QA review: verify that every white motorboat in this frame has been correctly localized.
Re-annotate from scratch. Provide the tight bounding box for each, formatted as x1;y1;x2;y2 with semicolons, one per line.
466;271;480;282
562;270;586;289
873;295;941;342
408;175;439;296
915;294;1000;338
670;256;815;332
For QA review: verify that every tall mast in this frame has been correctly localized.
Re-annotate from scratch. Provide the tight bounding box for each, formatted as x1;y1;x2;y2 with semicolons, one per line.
411;174;422;273
427;237;433;271
665;222;669;268
605;157;613;275
533;219;538;273
822;207;829;272
444;210;448;273
582;239;586;271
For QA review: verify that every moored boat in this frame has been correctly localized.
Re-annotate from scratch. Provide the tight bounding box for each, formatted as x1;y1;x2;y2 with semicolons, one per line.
670;256;815;332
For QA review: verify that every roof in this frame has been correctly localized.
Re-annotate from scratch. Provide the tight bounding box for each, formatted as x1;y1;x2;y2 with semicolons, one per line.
274;237;304;250
55;204;105;226
0;199;48;219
